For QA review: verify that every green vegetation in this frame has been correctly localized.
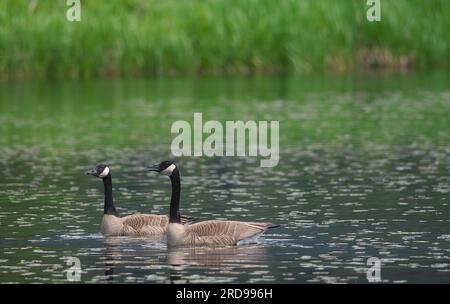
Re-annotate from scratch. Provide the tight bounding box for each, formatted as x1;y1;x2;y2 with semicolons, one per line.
0;0;449;80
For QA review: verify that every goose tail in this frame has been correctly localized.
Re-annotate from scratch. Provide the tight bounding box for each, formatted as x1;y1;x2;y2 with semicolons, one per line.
266;223;280;229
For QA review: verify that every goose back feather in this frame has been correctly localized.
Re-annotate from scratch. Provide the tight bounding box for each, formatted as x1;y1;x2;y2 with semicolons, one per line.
101;214;196;236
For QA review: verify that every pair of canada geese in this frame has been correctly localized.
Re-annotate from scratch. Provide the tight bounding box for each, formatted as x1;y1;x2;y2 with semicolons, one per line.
86;160;278;247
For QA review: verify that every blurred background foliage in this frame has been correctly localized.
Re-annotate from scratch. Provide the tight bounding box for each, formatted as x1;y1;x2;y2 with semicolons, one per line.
0;0;449;80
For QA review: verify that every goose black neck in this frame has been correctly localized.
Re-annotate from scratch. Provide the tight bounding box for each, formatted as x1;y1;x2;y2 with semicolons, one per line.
169;168;181;223
102;175;118;216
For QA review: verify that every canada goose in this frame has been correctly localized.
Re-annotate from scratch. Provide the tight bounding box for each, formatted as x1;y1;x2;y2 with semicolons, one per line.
86;164;196;236
147;161;279;247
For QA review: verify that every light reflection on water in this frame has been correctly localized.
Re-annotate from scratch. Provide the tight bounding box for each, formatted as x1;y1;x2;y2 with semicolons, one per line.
0;144;448;283
0;75;449;283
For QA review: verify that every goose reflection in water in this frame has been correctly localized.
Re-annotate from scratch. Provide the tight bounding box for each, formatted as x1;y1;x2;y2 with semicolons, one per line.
101;237;268;283
167;245;269;284
102;235;165;283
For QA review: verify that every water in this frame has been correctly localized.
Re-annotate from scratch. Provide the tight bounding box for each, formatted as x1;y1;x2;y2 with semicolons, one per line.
0;74;449;283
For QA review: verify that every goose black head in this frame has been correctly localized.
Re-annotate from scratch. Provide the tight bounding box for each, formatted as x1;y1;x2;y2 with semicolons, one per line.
86;164;111;178
147;160;177;176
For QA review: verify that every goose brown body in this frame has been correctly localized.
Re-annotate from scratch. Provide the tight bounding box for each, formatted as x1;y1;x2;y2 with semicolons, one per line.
101;214;192;236
166;220;278;246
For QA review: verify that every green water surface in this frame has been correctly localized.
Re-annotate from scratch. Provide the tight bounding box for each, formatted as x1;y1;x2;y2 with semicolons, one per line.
0;73;449;283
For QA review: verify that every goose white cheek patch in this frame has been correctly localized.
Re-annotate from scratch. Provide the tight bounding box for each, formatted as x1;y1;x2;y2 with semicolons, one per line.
161;164;176;176
99;166;110;177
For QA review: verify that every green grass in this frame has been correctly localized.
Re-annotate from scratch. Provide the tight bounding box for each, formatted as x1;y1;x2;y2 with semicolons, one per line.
0;0;449;80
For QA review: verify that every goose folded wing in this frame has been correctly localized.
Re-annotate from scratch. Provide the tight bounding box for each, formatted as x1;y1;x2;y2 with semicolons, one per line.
121;214;168;235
